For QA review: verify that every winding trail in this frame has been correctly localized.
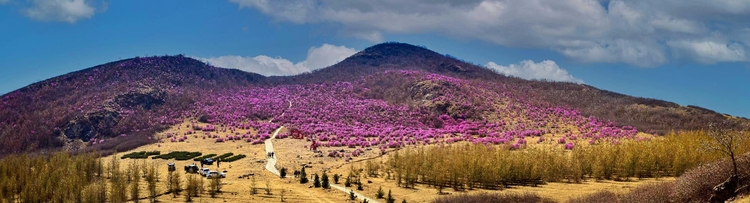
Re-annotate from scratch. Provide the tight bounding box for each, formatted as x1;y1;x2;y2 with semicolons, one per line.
263;100;380;203
330;184;380;203
264;127;282;176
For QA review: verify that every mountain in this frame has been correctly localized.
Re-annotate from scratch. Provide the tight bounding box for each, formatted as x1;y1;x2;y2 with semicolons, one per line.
0;42;745;156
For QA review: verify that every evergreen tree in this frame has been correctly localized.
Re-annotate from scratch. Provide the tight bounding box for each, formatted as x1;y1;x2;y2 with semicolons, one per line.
357;181;363;191
300;168;309;184
387;190;395;203
345;176;352;187
333;174;340;184
321;172;330;189
376;186;384;199
280;168;287;178
313;174;321;188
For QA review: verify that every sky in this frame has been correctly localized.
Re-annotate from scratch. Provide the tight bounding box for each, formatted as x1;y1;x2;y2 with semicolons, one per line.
0;0;749;118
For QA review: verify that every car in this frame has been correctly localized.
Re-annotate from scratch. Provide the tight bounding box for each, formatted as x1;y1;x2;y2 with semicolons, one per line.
201;158;214;165
184;164;199;173
168;163;176;172
205;171;226;179
198;168;210;176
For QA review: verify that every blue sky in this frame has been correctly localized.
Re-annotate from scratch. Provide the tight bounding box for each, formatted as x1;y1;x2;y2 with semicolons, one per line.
0;0;749;118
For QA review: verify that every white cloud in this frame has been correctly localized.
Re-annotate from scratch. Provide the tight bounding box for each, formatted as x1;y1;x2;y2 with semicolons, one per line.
0;0;10;5
667;40;749;64
231;0;750;66
24;0;96;23
487;60;584;84
195;44;357;76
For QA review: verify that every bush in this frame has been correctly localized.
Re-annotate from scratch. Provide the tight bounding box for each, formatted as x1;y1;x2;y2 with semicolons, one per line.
432;192;555;203
566;191;618;203
223;154;246;162
121;151;160;159
154;151;202;160
619;182;675;203
193;154;217;161
673;153;750;202
214;153;235;161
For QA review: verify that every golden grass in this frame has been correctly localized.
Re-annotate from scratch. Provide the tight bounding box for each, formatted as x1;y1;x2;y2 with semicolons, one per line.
106;120;681;202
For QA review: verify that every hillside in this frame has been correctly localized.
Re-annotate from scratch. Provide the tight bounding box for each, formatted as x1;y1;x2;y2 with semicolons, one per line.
0;42;745;155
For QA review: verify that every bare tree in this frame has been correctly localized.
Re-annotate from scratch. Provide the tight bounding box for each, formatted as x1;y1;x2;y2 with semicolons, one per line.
703;121;747;177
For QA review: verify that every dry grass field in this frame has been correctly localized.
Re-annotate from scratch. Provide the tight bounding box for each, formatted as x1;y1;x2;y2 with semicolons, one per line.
102;120;681;203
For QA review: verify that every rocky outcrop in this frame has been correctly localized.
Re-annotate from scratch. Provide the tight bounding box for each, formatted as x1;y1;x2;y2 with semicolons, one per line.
114;89;165;110
62;110;119;142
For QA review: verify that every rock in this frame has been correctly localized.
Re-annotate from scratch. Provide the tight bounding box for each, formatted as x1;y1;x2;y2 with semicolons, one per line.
62;110;120;142
114;89;166;110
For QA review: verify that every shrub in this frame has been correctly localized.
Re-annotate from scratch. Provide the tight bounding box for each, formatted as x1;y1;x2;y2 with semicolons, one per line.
214;153;235;161
154;151;202;161
566;191;618;203
673;153;750;202
121;151;161;159
619;182;675;203
193;154;217;161
223;154;246;162
432;192;555;203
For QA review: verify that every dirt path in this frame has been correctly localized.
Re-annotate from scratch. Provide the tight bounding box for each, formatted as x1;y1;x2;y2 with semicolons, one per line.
264;126;283;176
330;184;381;203
263;101;380;202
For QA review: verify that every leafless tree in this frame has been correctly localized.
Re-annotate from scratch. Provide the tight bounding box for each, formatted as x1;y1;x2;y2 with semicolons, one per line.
703;121;747;177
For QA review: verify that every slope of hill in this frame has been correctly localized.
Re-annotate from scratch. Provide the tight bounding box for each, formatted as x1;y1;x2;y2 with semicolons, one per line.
0;55;266;154
0;43;745;155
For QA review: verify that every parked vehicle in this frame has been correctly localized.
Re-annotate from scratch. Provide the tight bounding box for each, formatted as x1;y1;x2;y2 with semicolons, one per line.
205;170;226;179
201;158;214;165
168;163;176;172
199;168;211;176
184;164;199;173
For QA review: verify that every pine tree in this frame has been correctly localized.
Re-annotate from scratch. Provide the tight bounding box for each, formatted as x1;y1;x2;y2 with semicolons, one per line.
376;186;384;199
300;168;309;184
357;181;363;191
313;174;321;188
280;167;287;178
345;176;352;187
321;172;330;189
333;174;340;184
387;190;395;203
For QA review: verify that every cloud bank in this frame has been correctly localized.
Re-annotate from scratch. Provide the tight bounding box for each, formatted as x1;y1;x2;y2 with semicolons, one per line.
487;60;584;83
24;0;99;23
230;0;750;67
195;44;357;76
